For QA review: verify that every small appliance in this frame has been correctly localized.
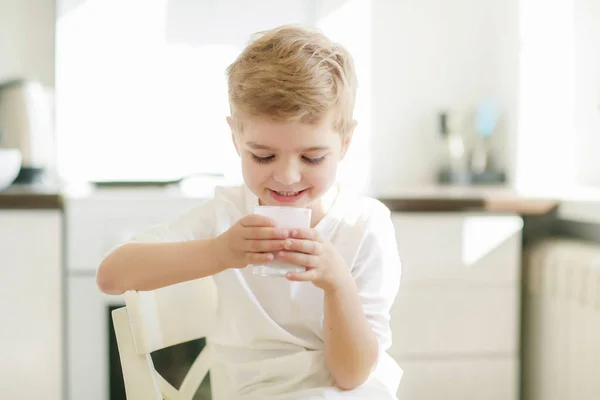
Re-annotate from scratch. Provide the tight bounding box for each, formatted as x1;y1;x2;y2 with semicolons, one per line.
0;79;54;183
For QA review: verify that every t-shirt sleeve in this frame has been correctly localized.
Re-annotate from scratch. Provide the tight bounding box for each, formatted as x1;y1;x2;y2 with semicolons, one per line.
128;198;217;244
351;203;402;352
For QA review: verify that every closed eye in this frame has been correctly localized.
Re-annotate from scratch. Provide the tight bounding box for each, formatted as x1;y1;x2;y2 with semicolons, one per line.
251;153;275;164
302;156;326;165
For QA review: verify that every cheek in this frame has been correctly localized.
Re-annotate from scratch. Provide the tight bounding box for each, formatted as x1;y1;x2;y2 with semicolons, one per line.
305;160;339;187
241;157;269;184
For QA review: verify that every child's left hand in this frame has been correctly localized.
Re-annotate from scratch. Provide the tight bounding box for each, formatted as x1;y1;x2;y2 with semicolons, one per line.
276;228;353;292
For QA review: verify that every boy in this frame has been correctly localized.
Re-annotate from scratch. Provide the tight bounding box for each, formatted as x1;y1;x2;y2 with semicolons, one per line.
97;25;402;399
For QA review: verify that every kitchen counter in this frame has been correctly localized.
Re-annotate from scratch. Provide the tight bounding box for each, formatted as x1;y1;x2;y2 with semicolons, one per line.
0;182;565;214
376;185;560;215
0;183;63;210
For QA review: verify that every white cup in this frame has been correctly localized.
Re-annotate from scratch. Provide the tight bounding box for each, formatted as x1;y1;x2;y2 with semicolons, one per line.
250;205;312;277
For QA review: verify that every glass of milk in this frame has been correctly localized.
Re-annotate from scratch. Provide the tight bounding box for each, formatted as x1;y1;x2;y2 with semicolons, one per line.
250;205;312;277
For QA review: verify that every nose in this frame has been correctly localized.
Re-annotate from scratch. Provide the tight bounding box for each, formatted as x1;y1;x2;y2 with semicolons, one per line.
273;159;301;185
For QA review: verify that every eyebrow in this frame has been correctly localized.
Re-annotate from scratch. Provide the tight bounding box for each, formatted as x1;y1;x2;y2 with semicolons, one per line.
246;142;330;152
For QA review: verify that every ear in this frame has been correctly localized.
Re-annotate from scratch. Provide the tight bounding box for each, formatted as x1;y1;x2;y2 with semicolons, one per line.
340;120;357;160
227;116;240;156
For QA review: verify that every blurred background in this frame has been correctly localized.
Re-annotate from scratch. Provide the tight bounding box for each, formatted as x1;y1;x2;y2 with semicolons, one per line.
0;0;599;399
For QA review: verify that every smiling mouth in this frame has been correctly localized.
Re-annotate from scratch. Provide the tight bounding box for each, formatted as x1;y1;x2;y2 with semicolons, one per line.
273;190;304;196
268;188;308;199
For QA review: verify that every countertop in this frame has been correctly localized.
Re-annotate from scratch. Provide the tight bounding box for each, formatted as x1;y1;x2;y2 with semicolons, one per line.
0;181;562;215
0;183;63;210
376;185;560;215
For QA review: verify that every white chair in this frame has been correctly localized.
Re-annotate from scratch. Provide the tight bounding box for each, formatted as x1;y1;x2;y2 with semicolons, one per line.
111;277;228;399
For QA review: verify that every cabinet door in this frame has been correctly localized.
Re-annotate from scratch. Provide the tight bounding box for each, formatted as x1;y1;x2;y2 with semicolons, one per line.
0;210;62;400
391;213;523;284
389;284;520;357
397;357;519;400
389;213;521;400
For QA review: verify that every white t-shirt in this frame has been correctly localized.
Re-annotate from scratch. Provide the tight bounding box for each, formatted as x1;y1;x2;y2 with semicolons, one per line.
131;184;403;399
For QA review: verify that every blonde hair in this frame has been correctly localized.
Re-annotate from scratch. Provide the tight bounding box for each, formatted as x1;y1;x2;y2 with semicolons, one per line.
226;25;357;135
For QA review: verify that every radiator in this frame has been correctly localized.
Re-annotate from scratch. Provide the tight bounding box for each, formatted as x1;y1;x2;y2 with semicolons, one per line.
523;238;600;400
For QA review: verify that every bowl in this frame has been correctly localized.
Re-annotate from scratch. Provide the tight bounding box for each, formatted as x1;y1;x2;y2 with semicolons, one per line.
0;148;22;191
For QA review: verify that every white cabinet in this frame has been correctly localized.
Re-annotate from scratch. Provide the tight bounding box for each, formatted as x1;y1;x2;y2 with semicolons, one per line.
390;212;523;400
64;191;205;400
397;358;519;400
65;193;203;272
0;210;63;400
67;275;124;400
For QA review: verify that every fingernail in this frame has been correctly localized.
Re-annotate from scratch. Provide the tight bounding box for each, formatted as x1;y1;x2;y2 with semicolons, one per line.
290;229;297;236
284;240;292;248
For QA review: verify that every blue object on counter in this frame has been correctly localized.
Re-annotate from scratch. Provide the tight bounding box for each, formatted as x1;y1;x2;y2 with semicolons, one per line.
475;98;499;138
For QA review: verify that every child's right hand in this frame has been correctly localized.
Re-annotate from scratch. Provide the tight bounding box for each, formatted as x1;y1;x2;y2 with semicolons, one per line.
215;214;289;270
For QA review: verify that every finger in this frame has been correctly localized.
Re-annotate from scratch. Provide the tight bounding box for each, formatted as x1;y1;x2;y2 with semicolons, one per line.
289;228;320;241
277;251;319;268
240;214;277;227
246;239;286;253
283;239;322;255
243;227;288;240
245;252;274;265
286;268;319;282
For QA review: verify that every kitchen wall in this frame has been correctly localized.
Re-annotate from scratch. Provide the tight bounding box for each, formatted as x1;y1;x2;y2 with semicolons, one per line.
369;0;519;192
317;0;373;194
515;0;600;191
0;0;56;87
27;0;523;192
3;0;599;190
575;0;600;186
297;0;520;194
360;0;600;193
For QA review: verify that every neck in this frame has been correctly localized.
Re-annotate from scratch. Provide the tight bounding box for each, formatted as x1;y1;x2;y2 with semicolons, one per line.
310;184;339;227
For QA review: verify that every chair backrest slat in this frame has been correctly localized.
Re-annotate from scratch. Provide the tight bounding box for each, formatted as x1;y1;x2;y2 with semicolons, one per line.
156;374;182;400
112;276;224;400
112;307;162;399
126;277;219;354
179;344;213;397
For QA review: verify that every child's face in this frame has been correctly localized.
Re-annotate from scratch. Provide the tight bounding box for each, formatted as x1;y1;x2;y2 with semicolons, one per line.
228;114;353;211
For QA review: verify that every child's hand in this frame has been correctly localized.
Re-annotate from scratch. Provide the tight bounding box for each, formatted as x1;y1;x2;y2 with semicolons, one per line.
216;214;289;270
277;229;353;292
